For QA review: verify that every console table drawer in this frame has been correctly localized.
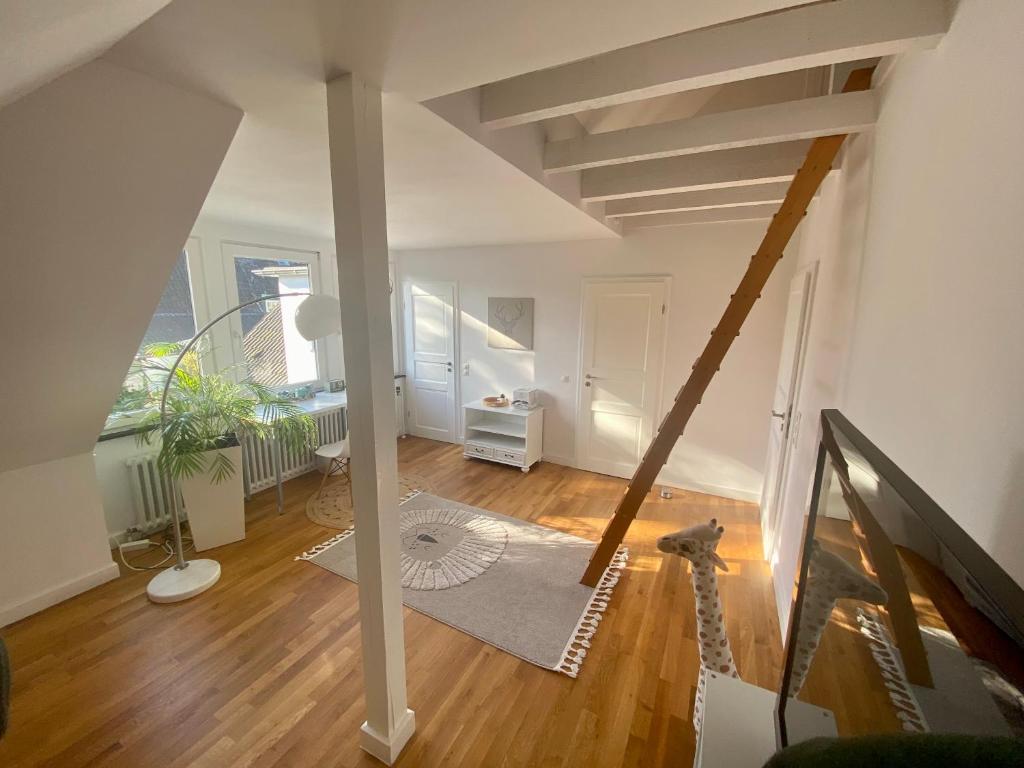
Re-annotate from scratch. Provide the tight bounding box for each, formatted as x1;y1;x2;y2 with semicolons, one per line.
464;442;494;459
495;448;525;465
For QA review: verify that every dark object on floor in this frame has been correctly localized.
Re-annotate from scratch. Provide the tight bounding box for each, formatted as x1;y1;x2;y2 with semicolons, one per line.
764;734;1024;768
0;635;10;739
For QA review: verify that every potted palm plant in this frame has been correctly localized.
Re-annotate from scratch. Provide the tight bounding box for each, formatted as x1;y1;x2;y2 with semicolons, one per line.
135;342;317;551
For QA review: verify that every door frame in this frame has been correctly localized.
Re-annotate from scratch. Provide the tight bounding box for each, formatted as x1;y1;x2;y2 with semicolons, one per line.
761;261;818;563
573;275;672;475
400;279;461;443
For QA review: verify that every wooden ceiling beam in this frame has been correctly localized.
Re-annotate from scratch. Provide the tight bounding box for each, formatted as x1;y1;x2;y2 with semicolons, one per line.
621;204;780;230
604;183;793;218
544;90;876;173
581;141;811;202
481;0;946;128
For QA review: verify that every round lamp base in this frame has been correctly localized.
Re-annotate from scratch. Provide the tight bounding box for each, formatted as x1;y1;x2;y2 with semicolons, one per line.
147;559;221;603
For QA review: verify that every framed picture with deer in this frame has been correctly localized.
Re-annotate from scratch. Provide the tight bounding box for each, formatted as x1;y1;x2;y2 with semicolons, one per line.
488;297;534;350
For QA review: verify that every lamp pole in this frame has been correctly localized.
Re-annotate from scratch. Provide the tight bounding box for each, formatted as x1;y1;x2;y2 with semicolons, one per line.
158;291;310;571
148;291;339;602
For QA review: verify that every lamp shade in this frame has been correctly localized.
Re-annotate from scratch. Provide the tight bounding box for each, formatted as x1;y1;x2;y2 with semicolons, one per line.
294;294;342;340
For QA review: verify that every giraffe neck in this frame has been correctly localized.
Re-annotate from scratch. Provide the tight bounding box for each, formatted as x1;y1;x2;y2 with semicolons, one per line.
690;556;736;677
786;577;839;696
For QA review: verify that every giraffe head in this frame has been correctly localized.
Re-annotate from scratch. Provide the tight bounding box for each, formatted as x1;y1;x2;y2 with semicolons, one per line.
656;519;729;571
808;542;887;604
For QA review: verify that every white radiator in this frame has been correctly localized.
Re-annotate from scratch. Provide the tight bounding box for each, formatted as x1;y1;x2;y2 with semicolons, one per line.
242;406;346;494
123;407;347;526
125;453;180;532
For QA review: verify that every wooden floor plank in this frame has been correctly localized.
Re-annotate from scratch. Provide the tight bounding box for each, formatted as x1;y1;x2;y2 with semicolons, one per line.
1;437;781;768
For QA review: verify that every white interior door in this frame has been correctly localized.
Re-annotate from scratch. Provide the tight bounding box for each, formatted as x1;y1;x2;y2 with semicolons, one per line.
576;278;668;478
761;265;816;561
404;281;458;442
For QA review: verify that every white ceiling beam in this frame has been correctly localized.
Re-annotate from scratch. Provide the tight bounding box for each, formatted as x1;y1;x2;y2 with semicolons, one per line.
622;204;780;230
481;0;947;128
605;182;792;218
581;140;810;201
545;90;876;173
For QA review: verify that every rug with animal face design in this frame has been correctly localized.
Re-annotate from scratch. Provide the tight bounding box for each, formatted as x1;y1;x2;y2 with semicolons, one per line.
399;507;507;590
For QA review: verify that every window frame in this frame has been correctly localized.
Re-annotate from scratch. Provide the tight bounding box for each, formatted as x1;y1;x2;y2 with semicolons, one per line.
219;241;326;391
102;237;205;434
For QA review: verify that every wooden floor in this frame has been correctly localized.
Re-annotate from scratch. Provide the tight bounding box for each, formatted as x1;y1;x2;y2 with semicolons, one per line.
0;437;783;768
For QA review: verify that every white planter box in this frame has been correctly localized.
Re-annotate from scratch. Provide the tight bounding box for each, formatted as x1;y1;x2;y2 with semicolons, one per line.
179;445;245;552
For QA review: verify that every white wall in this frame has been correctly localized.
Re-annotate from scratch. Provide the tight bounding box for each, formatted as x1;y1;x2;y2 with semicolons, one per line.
0;453;119;627
0;59;240;623
770;0;1024;630
395;224;797;501
841;0;1024;586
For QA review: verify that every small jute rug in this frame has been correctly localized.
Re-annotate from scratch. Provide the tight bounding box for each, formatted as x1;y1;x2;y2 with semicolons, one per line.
305;472;436;530
296;492;628;677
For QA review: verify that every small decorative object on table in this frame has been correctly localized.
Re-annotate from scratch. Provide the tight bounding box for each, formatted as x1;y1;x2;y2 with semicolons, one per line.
511;387;539;409
483;394;509;407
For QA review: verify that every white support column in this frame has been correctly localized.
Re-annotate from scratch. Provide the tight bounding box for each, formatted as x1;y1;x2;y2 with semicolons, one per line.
326;72;415;765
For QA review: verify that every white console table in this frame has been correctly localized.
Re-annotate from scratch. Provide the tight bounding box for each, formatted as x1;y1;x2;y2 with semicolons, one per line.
463;400;543;472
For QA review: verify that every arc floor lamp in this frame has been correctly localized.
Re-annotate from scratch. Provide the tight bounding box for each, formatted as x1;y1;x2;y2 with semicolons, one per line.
147;293;341;604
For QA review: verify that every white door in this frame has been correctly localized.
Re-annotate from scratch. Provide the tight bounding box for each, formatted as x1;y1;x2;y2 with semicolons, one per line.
576;279;668;478
404;282;458;442
761;265;816;561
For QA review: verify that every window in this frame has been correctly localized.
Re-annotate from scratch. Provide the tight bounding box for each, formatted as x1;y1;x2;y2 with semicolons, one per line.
107;247;199;427
225;244;322;388
142;251;197;347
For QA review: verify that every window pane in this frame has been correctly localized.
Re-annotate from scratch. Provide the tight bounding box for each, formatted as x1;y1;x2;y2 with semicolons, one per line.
108;250;196;423
142;251;196;346
234;256;318;387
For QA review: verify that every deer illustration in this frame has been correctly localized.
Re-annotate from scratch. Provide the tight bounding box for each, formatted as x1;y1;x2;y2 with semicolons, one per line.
492;300;526;334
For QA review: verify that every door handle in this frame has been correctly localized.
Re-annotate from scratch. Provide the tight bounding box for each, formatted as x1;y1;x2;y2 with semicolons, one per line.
771;410;786;419
585;373;602;380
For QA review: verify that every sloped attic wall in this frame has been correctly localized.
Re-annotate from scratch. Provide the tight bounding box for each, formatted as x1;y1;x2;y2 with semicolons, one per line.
0;59;240;626
0;59;241;473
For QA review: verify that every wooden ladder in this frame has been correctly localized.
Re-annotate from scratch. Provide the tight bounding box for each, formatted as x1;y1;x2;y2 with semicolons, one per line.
581;67;875;587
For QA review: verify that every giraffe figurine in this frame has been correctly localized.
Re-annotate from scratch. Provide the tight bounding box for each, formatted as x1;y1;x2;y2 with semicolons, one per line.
657;519;737;678
786;541;888;696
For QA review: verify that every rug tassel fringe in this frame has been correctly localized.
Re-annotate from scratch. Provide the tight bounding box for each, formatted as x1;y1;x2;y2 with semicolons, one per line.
295;527;355;561
856;607;929;733
296;489;424;561
555;546;629;679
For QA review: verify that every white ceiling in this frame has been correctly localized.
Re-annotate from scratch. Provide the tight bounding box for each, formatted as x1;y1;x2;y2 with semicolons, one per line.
8;0;817;249
0;0;172;108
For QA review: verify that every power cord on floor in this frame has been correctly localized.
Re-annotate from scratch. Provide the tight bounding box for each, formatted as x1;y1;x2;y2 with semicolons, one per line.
118;523;195;571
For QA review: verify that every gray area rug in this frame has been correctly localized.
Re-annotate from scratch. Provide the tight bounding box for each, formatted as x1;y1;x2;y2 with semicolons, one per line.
297;492;628;676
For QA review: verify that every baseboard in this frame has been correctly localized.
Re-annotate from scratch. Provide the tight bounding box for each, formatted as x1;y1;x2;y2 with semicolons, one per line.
540;453;575;468
656;471;762;505
0;560;120;629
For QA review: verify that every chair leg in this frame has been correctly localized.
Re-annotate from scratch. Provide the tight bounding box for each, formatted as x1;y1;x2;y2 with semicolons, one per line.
342;459;352;503
316;459;333;499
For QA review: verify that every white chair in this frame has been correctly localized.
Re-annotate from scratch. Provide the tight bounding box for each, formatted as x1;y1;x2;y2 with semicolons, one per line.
315;438;351;499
